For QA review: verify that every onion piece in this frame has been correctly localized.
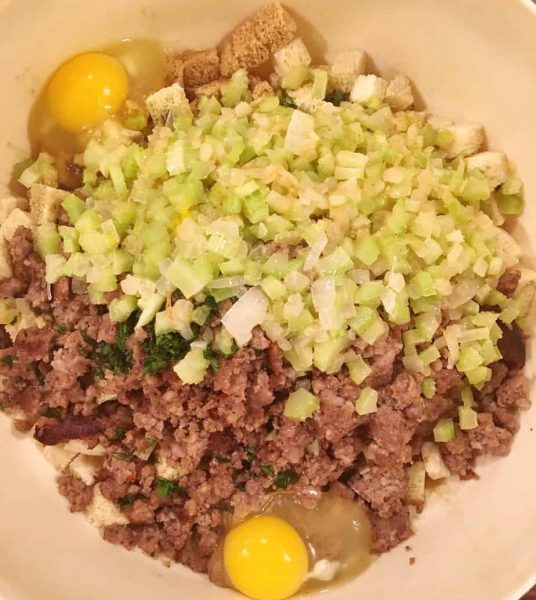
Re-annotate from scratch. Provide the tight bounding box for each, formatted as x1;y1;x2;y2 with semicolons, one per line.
221;288;268;346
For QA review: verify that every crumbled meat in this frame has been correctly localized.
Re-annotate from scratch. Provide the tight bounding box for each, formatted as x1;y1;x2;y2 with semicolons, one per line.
496;269;521;297
57;473;94;512
497;323;526;370
34;416;100;445
370;507;413;553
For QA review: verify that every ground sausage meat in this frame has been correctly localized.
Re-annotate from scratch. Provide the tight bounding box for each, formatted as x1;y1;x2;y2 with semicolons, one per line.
0;227;531;574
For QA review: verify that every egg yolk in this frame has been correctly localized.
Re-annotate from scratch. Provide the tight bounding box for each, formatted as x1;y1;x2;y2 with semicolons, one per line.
47;52;128;133
223;515;309;600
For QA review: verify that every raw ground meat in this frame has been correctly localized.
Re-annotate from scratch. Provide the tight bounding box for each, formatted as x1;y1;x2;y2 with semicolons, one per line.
0;228;531;571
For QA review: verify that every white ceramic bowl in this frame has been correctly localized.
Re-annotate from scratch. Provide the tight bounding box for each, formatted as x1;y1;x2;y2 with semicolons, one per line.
0;1;535;599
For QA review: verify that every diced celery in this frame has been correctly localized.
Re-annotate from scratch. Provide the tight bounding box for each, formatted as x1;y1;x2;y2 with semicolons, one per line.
457;346;483;372
0;299;17;325
419;345;440;365
108;295;138;322
214;329;236;357
355;281;384;307
36;223;61;256
62;194;86;223
347;356;372;386
284;343;314;372
433;418;455;443
354;235;380;267
458;406;478;430
261;277;287;300
136;293;165;328
94;267;117;293
243;192;269;224
313;336;349;373
284;388;320;421
497;192;523;215
173;347;209;384
311;69;328;100
421;378;436;399
281;65;311;91
165;257;214;299
355;387;378;416
465;366;492;389
75;210;103;234
44;254;66;284
58;226;79;254
318;247;353;275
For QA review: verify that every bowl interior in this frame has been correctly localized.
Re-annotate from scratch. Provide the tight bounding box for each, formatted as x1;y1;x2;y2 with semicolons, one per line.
0;1;535;599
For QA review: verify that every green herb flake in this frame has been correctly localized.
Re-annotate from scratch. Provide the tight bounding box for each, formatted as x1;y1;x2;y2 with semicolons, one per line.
274;469;299;490
112;450;135;462
118;494;135;507
143;328;189;376
325;90;350;106
205;295;219;317
1;355;17;367
280;93;297;109
155;477;188;498
260;465;275;477
216;500;235;514
214;455;230;464
203;346;220;372
115;427;127;441
54;324;68;335
42;407;61;419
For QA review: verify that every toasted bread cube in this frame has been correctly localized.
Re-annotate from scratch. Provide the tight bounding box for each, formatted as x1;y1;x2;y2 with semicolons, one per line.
385;74;414;111
252;80;275;99
68;454;102;486
183;48;220;88
220;2;296;76
445;122;484;158
146;83;190;125
191;78;229;100
466;151;508;189
273;37;311;76
29;184;67;225
350;74;388;104
85;483;128;528
252;2;297;52
0;208;33;241
40;443;77;472
164;51;185;86
329;49;367;93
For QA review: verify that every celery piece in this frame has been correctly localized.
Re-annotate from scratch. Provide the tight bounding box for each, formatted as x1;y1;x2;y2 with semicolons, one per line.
108;295;137;323
311;69;328;100
0;299;17;326
222;196;242;215
457;346;483;373
354;235;380;267
263;253;289;278
347;356;372;386
154;311;176;335
496;192;523;216
419;345;441;365
173;348;209;384
433;418;455;443
284;344;314;372
75;210;103;234
243;192;269;224
459;176;490;203
421;378;436;399
313;336;349;373
94;268;118;293
165;257;214;299
355;281;384;308
36;223;61;256
459;406;479;431
58;226;79;254
62;194;86;223
88;284;106;305
460;386;474;407
163;177;204;214
318;247;353;275
409;272;437;299
220;258;247;276
281;65;311;91
261;277;287;301
136;293;165;329
112;250;134;275
284;388;320;421
214;329;236;357
465;366;492;389
355;387;378;416
287;309;314;333
44;254;66;284
352;306;377;335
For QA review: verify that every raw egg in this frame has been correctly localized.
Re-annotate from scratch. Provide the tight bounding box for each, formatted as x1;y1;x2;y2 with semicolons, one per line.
47;52;129;133
224;515;309;600
220;491;372;599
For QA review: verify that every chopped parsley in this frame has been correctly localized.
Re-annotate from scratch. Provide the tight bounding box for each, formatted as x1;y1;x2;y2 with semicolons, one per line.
245;446;257;462
142;327;189;376
216;500;235;514
214;455;230;464
205;295;219;317
1;355;17;367
274;469;299;490
203;346;220;372
260;465;275;477
114;427;127;441
112;449;135;462
86;320;134;378
54;324;68;335
280;93;297;109
33;366;45;385
325;90;350;106
42;407;61;419
118;494;136;507
155;477;188;498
